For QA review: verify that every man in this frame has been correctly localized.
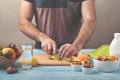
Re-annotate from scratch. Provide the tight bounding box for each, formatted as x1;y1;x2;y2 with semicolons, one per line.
19;0;96;59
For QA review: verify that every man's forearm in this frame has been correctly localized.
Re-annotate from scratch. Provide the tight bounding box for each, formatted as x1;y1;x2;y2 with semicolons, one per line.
73;19;96;50
19;19;46;42
73;0;96;50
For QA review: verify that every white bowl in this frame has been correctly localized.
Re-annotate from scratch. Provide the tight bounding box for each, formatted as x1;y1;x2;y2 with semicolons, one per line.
94;59;119;72
71;64;82;72
82;66;94;74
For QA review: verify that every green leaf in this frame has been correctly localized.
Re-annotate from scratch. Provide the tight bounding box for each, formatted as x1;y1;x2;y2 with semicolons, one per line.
89;44;109;58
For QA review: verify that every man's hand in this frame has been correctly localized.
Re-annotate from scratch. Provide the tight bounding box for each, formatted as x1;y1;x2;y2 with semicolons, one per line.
59;43;79;59
41;35;57;55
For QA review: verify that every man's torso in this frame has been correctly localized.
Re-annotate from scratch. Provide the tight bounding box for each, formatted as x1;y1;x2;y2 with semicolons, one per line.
26;0;84;48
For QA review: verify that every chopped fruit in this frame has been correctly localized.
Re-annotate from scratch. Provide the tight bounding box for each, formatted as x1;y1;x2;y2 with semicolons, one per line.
64;58;71;62
48;54;73;62
96;55;118;62
2;48;16;59
77;52;90;63
83;62;93;68
48;55;54;60
54;54;60;60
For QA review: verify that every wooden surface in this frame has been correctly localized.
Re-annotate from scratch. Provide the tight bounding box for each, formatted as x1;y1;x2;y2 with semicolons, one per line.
33;54;70;66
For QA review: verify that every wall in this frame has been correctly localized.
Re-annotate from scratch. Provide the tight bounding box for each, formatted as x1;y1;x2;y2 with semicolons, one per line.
0;0;120;48
86;0;120;48
0;0;34;45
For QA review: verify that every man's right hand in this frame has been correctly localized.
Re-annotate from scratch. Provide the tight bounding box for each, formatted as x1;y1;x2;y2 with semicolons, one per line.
40;35;57;55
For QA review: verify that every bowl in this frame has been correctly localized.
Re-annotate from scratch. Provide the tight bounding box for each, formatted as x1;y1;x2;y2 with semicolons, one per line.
71;61;82;72
82;66;94;74
71;64;82;72
94;59;119;72
82;62;94;74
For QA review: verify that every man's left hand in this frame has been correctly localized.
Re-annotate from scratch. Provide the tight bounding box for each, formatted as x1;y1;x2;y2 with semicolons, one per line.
59;43;79;59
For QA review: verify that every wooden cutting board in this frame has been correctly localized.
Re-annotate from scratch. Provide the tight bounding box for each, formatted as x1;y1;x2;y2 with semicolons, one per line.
33;54;71;66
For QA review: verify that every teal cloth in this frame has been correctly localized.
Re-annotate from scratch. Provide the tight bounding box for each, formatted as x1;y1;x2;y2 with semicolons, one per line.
0;49;120;80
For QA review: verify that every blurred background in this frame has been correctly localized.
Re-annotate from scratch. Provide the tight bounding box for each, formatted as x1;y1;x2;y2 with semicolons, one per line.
0;0;120;48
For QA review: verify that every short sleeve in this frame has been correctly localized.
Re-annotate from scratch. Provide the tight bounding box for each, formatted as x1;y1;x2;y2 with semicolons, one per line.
25;0;34;3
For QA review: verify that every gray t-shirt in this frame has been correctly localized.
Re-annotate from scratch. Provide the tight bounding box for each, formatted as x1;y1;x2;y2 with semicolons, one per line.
25;0;84;48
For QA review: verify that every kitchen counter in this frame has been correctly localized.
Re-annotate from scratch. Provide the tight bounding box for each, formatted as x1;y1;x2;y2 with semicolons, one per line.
0;49;120;80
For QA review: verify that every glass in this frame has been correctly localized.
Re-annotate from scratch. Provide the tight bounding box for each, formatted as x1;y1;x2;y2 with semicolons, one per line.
21;44;33;70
